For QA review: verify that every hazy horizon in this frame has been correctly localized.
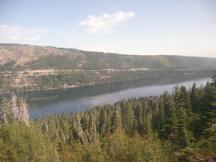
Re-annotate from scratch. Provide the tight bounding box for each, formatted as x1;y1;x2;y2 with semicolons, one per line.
0;0;216;57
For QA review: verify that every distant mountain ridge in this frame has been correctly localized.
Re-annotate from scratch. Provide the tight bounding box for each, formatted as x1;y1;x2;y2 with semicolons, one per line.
0;43;216;71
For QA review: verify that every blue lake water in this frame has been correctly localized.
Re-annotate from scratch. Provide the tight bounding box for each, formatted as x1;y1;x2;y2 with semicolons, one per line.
27;76;211;118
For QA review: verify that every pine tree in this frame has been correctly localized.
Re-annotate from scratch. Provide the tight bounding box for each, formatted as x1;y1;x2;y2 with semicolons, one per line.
209;73;216;132
190;83;197;112
88;112;97;143
111;108;122;133
174;86;192;147
121;102;135;135
160;93;175;140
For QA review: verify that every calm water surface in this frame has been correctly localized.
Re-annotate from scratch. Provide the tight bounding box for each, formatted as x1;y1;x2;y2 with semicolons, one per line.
27;77;211;119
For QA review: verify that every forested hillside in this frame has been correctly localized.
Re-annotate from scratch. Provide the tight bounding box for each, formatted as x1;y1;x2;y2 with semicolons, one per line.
0;74;216;162
0;44;215;92
1;44;216;70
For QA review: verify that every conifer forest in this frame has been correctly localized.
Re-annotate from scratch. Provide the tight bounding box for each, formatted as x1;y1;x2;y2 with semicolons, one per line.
0;73;216;162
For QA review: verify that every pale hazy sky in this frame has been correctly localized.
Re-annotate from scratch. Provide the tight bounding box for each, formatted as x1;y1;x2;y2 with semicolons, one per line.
0;0;216;57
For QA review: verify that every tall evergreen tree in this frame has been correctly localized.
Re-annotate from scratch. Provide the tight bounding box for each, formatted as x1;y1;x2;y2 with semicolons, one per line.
111;108;122;133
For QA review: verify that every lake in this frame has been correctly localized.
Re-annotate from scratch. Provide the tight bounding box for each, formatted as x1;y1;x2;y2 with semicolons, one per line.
27;76;211;119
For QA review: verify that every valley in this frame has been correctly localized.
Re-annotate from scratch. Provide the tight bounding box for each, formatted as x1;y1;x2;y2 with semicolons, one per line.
0;44;215;92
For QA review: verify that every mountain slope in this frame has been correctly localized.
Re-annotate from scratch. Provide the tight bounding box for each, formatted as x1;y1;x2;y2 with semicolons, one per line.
0;43;216;71
0;43;215;91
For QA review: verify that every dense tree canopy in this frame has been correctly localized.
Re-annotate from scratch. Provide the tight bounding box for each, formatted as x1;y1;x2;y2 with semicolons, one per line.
0;123;59;162
0;73;216;161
